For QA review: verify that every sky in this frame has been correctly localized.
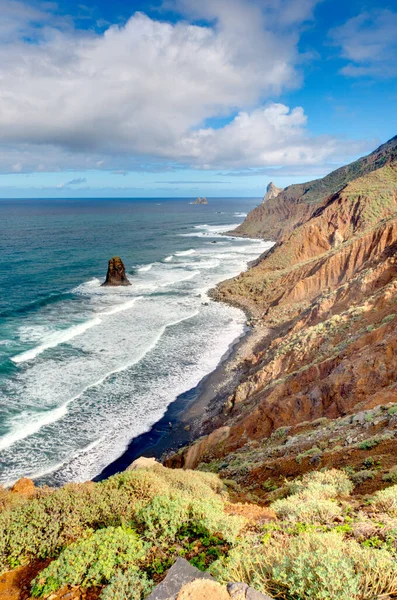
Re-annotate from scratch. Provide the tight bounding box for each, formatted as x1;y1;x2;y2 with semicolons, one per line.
0;0;396;198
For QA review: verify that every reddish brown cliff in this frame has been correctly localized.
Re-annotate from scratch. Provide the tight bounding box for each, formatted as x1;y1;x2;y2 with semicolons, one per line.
166;152;397;478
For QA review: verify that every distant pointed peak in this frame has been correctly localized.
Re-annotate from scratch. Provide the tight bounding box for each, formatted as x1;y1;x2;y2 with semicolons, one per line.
263;182;283;203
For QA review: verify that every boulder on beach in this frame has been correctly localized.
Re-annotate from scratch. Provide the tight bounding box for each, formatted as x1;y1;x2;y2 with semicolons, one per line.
101;256;131;286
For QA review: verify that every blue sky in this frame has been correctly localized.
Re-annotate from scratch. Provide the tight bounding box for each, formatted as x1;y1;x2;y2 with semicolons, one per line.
0;0;396;198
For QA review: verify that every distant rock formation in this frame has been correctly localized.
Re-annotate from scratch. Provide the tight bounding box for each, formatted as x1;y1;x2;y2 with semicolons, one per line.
192;197;208;205
262;182;283;204
102;256;131;286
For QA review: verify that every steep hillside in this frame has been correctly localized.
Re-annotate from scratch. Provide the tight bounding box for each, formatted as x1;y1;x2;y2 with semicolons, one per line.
166;153;397;488
2;463;397;600
233;135;397;240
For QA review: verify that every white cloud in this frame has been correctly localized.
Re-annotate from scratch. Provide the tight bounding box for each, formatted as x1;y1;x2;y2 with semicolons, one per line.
330;9;397;78
0;0;366;174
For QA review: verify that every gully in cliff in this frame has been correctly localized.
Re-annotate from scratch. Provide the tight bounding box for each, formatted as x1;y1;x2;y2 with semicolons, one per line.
101;256;131;286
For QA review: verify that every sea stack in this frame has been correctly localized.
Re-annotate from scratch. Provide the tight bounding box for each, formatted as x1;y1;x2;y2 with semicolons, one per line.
102;256;131;286
192;197;208;204
262;182;283;204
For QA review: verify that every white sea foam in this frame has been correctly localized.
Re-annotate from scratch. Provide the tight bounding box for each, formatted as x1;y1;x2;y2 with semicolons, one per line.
159;272;198;287
164;255;173;262
1;310;200;453
101;296;142;316
137;263;154;272
175;249;196;256
13;436;107;485
234;212;247;217
0;222;271;485
0;404;70;452
181;223;240;238
11;318;102;364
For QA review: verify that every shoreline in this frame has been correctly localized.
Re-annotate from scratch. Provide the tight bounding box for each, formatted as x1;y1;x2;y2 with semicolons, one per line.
94;322;265;480
95;244;272;480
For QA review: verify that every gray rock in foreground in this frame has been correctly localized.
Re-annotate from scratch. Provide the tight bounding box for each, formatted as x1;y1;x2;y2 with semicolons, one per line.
146;557;273;600
146;558;213;600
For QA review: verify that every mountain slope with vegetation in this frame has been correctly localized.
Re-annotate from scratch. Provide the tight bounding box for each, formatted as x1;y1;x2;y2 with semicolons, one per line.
1;137;397;600
232;135;397;240
2;464;397;600
167;137;397;522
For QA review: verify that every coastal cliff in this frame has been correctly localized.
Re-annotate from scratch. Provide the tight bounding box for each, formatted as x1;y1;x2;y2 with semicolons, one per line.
2;139;397;600
166;137;397;497
231;135;397;241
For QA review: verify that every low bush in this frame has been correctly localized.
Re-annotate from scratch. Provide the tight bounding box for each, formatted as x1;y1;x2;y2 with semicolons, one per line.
288;469;353;498
351;470;376;485
31;527;148;597
0;486;29;513
212;532;359;599
383;466;397;484
371;485;397;516
135;491;244;544
270;469;351;524
212;530;397;600
271;495;342;524
100;570;153;600
0;466;231;573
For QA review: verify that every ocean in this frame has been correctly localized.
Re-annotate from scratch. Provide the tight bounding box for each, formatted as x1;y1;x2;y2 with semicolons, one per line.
0;198;271;486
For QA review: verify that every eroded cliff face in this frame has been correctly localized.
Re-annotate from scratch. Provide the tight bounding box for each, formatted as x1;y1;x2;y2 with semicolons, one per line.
232;135;397;241
166;155;397;478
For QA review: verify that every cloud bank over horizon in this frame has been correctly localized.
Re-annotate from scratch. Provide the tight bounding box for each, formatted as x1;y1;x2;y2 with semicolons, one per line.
0;0;394;195
0;1;376;174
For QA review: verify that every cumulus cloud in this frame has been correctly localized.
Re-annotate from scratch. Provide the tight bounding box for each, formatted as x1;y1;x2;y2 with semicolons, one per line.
0;0;366;174
330;9;397;78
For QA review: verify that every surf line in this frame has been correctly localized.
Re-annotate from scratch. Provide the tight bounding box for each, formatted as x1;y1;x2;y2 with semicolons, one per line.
0;310;200;452
11;297;144;364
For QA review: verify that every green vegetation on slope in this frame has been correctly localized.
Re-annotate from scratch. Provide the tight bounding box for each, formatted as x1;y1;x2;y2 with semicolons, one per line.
0;465;244;599
1;465;397;599
212;470;397;600
296;134;397;205
233;135;397;239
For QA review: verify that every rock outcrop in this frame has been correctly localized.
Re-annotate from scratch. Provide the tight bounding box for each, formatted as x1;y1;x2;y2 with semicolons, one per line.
262;182;283;204
192;197;208;205
101;256;131;286
233;135;397;240
10;478;36;497
147;558;273;600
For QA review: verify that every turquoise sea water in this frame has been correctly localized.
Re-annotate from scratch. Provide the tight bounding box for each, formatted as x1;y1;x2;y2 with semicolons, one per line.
0;198;271;485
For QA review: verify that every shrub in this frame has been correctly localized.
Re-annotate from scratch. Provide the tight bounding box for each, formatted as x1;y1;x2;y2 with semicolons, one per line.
347;542;397;599
271;495;342;524
0;482;127;571
288;469;353;498
372;485;397;516
383;467;397;484
0;466;228;573
212;532;359;600
351;470;376;485
269;470;351;524
31;527;147;597
135;493;191;541
135;491;244;544
0;487;29;513
213;531;397;600
100;569;153;600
